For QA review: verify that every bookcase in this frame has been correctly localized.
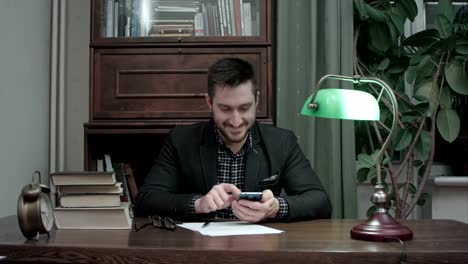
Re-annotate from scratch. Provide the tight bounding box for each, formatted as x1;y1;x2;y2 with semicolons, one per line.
85;0;274;189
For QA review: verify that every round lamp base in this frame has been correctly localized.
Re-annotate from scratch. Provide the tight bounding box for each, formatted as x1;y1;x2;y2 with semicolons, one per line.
350;213;413;242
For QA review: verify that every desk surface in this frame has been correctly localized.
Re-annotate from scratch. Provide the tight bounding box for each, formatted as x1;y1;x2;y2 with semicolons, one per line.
0;216;467;264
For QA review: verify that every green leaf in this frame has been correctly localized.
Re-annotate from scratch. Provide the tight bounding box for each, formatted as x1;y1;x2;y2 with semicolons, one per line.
437;108;460;142
409;53;422;66
413;94;428;102
377;58;391;71
370;23;392;52
405;66;417;85
401;111;422;123
388;63;407;74
416;197;427;206
455;39;468;55
412;160;424;167
415;55;434;79
392;128;413;151
408;183;417;194
396;0;418;22
445;60;468;95
413;102;430;114
357;168;370;183
388;9;405;35
415;81;439;116
358;153;375;168
435;15;453;39
439;86;452;109
382;156;390;166
370;149;380;164
418;163;427;177
416;192;431;206
365;2;387;22
433;36;456;52
437;0;454;24
403;29;440;47
368;167;378;184
420;192;431;200
415;130;432;160
354;0;369;21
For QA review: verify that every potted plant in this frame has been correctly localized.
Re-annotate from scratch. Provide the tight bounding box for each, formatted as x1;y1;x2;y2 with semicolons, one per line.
353;0;468;218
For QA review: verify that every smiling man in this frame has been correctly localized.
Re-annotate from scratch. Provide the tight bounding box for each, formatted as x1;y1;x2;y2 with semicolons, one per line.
135;58;332;222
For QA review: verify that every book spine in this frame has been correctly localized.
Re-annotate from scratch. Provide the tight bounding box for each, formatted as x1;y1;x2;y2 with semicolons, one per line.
114;1;119;37
213;3;220;36
242;2;252;36
194;12;204;36
105;0;114;37
239;0;244;35
201;3;209;36
233;0;242;36
205;1;215;36
217;0;225;36
118;0;126;37
225;0;232;36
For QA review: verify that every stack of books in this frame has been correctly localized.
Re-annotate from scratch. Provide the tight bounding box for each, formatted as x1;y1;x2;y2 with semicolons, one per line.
52;171;132;229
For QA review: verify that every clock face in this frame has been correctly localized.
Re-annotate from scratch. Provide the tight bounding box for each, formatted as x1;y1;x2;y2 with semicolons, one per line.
39;193;54;232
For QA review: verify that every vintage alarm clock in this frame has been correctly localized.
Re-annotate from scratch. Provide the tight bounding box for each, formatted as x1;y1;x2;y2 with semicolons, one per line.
17;171;54;239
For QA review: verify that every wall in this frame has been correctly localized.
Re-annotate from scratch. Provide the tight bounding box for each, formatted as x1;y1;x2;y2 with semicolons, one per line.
0;0;51;217
64;0;90;170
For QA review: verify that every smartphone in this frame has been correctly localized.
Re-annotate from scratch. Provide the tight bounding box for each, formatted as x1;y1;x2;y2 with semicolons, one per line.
238;192;263;201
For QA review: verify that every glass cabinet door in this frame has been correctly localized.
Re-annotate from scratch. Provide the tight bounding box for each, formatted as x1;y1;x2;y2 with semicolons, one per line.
100;0;261;38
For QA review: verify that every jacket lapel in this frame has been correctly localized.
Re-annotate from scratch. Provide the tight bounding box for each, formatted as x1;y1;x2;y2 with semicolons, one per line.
244;124;262;191
200;123;218;192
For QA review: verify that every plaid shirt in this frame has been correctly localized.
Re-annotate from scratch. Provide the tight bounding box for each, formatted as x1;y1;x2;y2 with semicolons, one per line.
214;125;252;218
189;124;289;219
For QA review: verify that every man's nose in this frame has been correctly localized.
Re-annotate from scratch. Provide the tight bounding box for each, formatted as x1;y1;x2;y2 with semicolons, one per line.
229;111;243;127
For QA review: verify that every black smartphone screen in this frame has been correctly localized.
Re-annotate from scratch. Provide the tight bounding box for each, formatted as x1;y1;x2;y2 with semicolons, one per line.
238;192;263;201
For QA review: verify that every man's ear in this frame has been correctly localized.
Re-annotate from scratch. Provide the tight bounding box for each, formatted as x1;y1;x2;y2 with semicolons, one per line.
205;93;213;110
255;91;260;106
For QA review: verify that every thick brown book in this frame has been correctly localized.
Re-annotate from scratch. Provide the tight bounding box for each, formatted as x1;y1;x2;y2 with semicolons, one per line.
59;194;121;208
58;182;123;194
54;203;132;229
51;171;116;186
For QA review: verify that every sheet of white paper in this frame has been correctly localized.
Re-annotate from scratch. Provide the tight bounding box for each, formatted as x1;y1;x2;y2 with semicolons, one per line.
177;221;284;236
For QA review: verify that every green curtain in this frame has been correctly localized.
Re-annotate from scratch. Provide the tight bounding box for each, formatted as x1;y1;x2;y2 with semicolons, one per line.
275;0;357;218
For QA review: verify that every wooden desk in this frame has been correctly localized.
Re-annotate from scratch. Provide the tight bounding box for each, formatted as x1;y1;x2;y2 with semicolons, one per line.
0;216;467;264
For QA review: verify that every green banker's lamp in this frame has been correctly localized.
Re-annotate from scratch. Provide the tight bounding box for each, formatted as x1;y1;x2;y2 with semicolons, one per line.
301;74;413;242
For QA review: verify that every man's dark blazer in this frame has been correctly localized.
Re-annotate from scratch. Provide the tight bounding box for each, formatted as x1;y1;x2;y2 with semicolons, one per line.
135;121;332;221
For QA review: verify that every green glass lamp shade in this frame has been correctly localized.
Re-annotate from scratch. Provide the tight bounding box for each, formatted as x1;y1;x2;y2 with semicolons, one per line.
300;89;380;121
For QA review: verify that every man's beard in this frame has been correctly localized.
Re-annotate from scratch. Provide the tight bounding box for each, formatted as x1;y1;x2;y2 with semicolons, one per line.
217;123;250;144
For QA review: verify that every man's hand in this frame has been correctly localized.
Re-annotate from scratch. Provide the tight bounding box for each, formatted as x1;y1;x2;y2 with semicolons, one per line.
231;189;279;223
194;183;241;214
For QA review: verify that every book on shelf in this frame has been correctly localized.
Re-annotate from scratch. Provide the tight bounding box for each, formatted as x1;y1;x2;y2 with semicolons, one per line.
54;203;132;229
124;163;138;202
51;171;116;186
149;33;193;37
242;2;252;36
97;159;104;172
103;154;137;204
194;12;204;36
104;154;114;172
113;162;132;203
57;182;123;194
59;194;121;208
58;182;123;195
